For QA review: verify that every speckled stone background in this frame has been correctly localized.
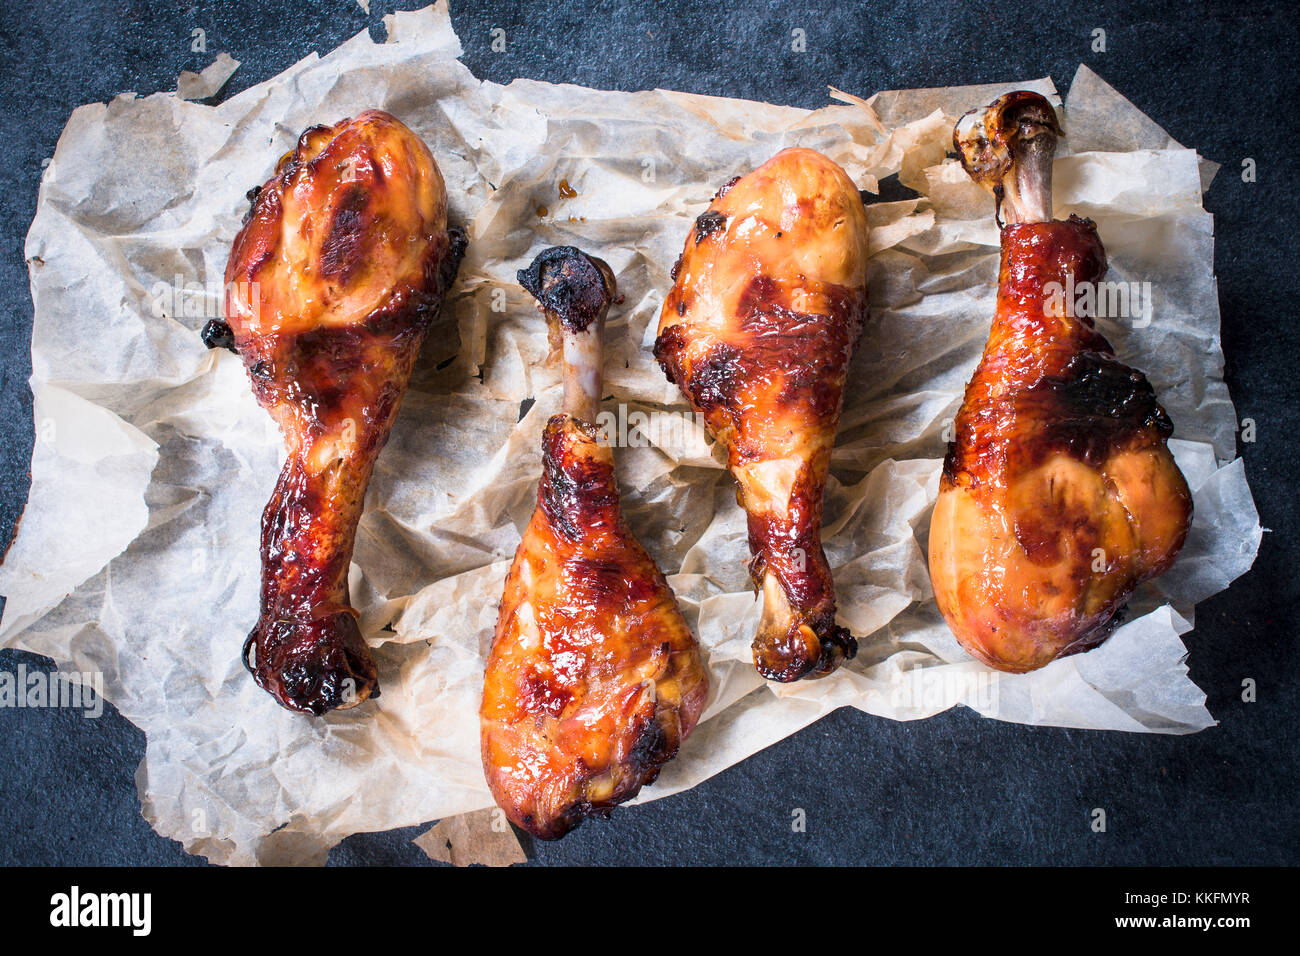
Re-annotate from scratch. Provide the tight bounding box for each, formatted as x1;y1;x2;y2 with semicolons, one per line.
1;0;1295;866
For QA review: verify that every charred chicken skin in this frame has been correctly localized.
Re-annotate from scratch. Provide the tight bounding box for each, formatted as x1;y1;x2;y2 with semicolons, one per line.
213;110;465;714
481;247;709;839
654;148;870;682
928;92;1192;673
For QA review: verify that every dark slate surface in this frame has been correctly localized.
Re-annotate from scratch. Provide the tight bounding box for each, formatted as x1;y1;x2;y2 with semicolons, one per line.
0;0;1295;867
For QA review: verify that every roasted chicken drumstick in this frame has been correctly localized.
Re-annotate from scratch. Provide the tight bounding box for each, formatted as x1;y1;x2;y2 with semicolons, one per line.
928;92;1192;673
212;110;464;714
654;149;870;682
481;247;709;839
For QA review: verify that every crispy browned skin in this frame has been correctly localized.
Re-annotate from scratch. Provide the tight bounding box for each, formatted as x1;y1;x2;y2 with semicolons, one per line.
481;248;709;840
653;148;870;682
928;92;1192;673
216;110;464;714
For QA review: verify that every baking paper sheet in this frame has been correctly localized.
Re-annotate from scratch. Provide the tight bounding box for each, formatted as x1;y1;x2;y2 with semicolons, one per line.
0;2;1260;864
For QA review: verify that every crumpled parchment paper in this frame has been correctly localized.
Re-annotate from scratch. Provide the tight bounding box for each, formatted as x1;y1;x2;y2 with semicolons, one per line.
0;1;1261;865
177;52;240;102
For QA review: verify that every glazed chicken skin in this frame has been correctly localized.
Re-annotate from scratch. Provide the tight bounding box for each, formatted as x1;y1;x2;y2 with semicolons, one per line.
213;110;465;714
481;248;709;840
654;148;870;682
928;92;1192;673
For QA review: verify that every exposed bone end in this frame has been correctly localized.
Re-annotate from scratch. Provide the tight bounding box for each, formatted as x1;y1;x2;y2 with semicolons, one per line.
954;90;1061;225
243;611;379;716
753;572;857;682
517;246;616;335
518;247;617;423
